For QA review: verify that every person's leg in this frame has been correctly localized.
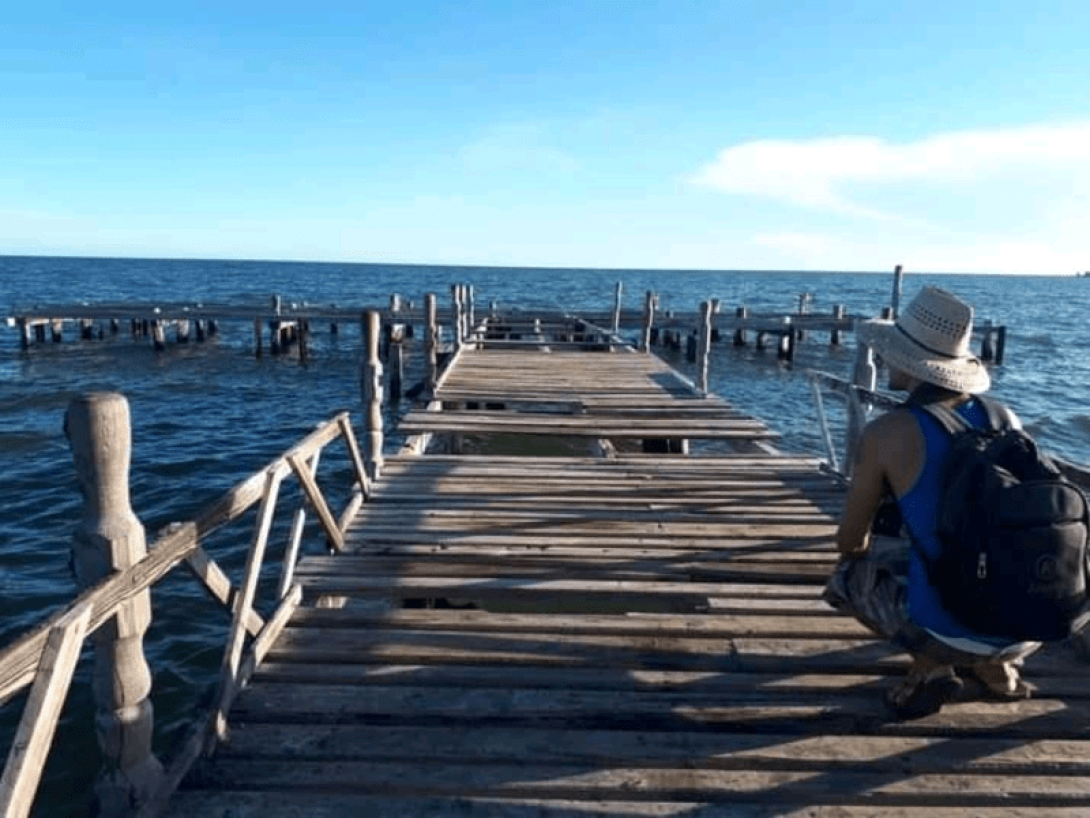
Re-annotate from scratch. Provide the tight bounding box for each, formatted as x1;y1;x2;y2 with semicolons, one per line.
824;540;964;718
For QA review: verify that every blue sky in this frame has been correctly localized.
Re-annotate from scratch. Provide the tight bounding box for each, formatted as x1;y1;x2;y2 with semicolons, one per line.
3;1;1089;273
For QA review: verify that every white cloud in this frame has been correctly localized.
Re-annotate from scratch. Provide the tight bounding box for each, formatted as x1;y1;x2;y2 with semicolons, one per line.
690;122;1090;220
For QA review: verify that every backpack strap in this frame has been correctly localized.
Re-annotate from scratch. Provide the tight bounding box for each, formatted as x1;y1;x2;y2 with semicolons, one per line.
912;394;1013;437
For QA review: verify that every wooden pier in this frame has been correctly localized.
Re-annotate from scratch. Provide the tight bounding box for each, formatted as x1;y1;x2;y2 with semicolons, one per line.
0;304;1068;818
163;316;1083;816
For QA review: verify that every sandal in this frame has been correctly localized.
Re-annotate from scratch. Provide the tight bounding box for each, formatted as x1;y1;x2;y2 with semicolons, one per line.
885;666;964;720
958;663;1036;702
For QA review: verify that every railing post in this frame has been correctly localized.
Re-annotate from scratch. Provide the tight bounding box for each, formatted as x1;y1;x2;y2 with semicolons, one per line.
697;299;714;393
65;393;163;817
465;284;475;340
450;285;463;353
361;310;385;482
846;335;877;476
425;293;438;398
640;291;656;352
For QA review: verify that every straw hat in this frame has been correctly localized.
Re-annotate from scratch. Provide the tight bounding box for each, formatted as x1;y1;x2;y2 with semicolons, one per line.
856;285;991;394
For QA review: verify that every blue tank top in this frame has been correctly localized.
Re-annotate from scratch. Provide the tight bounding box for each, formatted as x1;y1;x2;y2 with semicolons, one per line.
898;399;1021;647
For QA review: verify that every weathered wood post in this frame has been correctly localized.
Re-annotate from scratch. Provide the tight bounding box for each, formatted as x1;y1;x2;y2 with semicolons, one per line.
777;317;794;360
65;393;164;816
796;293;811;342
389;325;404;400
846;333;878;475
450;285;463;354
425;293;439;397
51;319;63;343
696;299;714;393
466;285;475;341
361;310;384;481
994;325;1006;365
980;319;995;362
17;317;30;349
611;281;623;337
299;320;310;365
176;319;190;344
830;304;845;345
733;306;748;346
640;291;656;352
150;320;166;353
891;264;904;318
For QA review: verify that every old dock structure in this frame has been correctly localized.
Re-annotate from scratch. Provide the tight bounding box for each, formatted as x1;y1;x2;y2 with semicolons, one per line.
0;294;1074;818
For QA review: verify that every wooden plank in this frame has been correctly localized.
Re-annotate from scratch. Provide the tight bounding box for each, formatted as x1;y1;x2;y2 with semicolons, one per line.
0;601;91;818
162;791;1090;818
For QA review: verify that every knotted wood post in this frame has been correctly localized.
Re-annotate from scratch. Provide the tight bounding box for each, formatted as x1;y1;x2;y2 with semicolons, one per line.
640;291;656;352
65;393;163;817
361;310;385;482
611;281;623;336
425;293;439;398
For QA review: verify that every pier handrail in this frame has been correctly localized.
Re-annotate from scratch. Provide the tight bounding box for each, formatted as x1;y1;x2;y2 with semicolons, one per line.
0;399;369;818
807;369;1090;489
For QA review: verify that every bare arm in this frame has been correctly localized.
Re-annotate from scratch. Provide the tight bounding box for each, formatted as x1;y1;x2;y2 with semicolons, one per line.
835;423;891;558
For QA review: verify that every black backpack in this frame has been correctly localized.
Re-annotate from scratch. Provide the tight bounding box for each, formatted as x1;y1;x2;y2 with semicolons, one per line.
918;396;1090;642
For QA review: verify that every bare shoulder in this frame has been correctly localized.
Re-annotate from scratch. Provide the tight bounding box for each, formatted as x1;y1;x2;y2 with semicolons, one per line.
859;408;925;493
862;407;920;441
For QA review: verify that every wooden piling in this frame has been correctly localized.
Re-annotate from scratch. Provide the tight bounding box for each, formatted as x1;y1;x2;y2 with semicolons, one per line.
253;317;263;358
796;293;811;342
176;319;190;344
65;393;163;816
891;264;904;317
733;306;748;346
980;319;995;361
777;317;795;360
361;310;384;481
151;321;166;352
50;319;63;343
830;304;845;345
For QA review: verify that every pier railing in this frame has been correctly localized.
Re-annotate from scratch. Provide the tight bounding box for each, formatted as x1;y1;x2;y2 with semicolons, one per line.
0;395;368;818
